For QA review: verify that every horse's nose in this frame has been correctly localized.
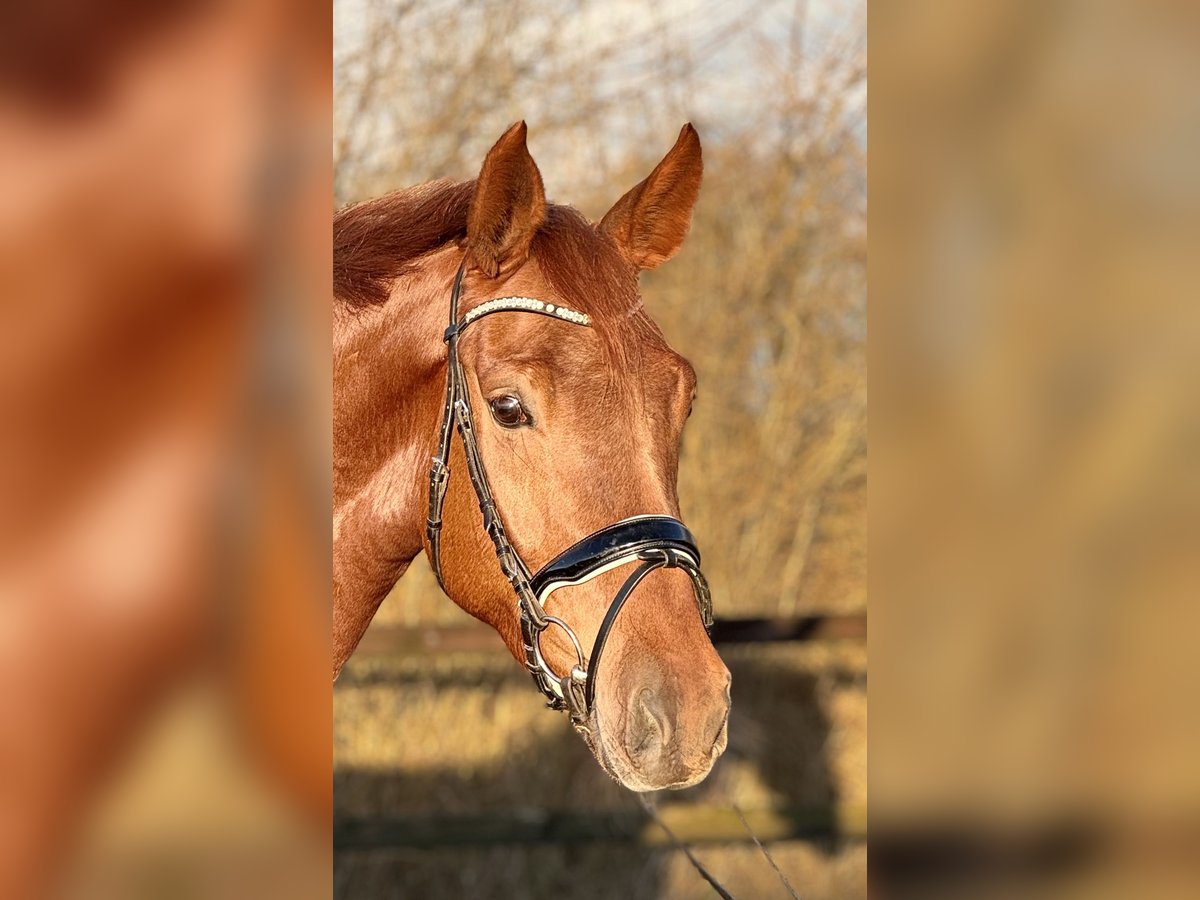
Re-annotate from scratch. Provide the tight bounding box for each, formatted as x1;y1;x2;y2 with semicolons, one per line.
623;668;731;788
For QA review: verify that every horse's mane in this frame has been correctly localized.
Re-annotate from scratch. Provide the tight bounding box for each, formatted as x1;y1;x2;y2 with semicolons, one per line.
334;179;475;308
334;178;638;319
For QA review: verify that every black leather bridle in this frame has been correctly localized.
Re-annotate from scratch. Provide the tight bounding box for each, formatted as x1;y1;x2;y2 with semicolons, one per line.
427;261;713;733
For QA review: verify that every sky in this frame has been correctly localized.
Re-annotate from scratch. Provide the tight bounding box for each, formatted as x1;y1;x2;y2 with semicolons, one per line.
333;0;864;202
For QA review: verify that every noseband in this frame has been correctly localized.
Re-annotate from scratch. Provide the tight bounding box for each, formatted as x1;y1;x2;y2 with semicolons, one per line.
426;261;713;733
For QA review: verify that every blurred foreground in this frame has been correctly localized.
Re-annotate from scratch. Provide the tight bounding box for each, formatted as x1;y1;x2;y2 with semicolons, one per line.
1;3;332;897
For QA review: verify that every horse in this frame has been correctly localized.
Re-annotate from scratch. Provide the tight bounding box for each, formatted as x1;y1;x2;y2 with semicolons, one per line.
333;122;730;791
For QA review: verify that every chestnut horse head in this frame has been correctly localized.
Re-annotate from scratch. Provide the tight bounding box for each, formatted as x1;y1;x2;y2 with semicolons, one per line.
333;122;729;791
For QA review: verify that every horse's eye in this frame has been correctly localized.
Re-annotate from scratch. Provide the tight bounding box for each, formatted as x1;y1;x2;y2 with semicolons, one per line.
489;394;531;428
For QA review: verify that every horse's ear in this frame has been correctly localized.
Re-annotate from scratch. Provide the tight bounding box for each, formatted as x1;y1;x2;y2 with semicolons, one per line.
600;123;703;271
467;121;547;278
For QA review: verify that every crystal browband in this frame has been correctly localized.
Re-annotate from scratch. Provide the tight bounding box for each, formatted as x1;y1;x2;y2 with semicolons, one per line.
460;296;591;328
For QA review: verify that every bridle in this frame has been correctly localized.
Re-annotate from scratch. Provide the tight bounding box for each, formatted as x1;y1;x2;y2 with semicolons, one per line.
426;261;713;734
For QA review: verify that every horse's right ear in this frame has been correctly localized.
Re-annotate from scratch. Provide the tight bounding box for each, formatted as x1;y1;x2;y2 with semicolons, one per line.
467;121;547;278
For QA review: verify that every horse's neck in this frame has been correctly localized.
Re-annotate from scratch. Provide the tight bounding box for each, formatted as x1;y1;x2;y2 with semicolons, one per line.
332;250;456;674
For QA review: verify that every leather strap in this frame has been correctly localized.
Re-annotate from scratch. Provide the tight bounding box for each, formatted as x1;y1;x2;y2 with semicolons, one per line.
529;516;703;599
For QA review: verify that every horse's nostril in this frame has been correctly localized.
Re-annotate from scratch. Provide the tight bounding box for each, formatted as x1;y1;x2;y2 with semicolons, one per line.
708;703;730;751
626;688;667;758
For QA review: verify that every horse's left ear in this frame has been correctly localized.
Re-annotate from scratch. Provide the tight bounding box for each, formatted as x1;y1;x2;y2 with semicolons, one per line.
600;123;703;270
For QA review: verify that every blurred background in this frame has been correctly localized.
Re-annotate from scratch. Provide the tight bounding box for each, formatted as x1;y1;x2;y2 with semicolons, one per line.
871;1;1200;897
1;2;331;898
333;0;866;898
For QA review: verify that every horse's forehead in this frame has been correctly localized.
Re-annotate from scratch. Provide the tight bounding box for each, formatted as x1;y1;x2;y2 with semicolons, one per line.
478;313;686;408
522;256;632;314
529;214;641;315
468;220;685;387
